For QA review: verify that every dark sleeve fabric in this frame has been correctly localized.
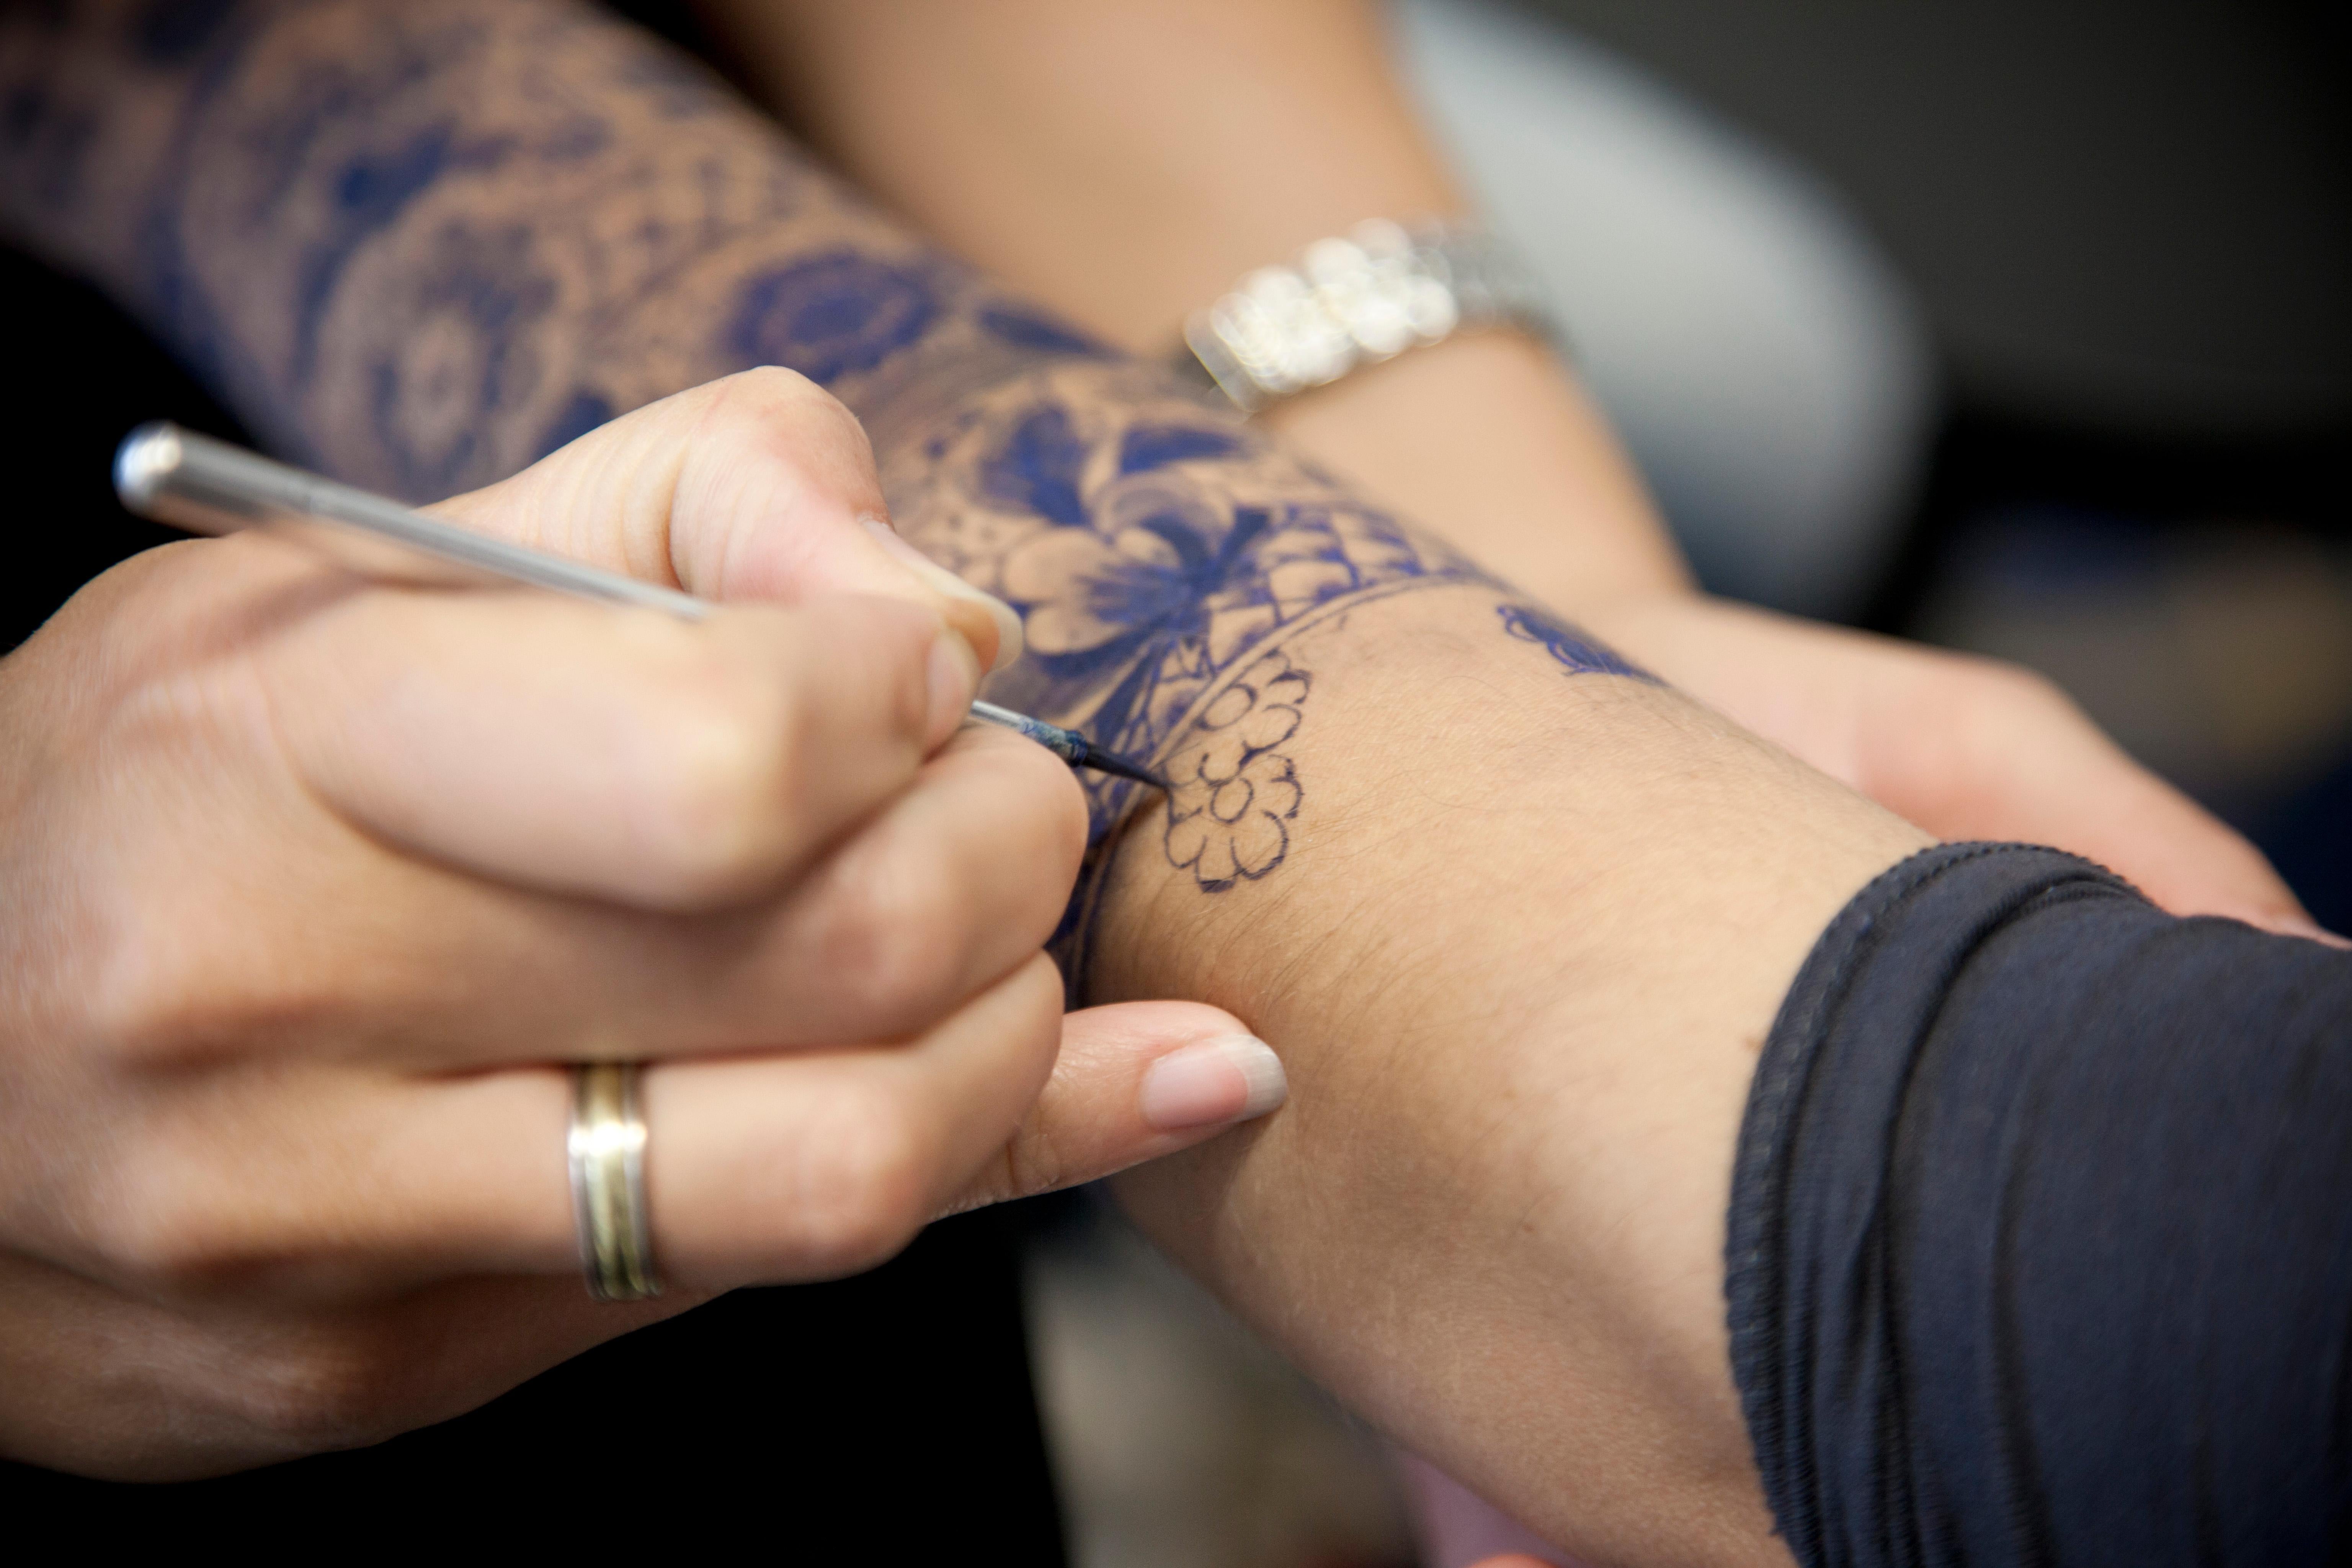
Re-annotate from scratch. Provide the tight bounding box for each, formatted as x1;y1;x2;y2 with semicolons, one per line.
1727;843;2352;1568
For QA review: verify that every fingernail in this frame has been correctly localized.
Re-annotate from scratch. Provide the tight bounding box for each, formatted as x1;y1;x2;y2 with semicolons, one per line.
926;622;982;750
863;515;1026;673
1139;1035;1287;1132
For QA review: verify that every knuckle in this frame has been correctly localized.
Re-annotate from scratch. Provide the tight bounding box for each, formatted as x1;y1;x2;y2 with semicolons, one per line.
788;1083;931;1274
802;849;968;1032
708;369;877;477
1940;658;2084;753
86;1148;266;1291
1954;655;2066;715
998;1116;1069;1203
239;1332;414;1452
962;743;1088;934
628;643;803;905
83;927;293;1071
721;363;827;412
1005;743;1090;877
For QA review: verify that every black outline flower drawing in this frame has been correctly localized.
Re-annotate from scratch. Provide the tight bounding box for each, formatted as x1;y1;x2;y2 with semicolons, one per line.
1162;651;1307;891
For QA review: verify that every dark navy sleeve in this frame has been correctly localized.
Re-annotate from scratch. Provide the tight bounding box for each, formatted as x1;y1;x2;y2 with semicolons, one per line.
1726;843;2352;1568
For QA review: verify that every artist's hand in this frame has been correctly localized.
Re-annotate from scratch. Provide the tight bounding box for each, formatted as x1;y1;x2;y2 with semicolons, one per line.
0;370;1279;1480
1580;593;2330;939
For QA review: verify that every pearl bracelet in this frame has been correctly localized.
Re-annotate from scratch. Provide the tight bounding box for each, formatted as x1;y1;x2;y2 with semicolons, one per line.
1172;218;1562;413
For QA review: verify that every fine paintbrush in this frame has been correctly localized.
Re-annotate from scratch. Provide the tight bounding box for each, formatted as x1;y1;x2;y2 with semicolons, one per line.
111;423;1169;790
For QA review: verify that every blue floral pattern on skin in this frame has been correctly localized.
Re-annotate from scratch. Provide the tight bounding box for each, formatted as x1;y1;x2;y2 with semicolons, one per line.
978;305;1111;359
1498;604;1654;681
368;223;557;497
1118;423;1243;475
725;250;939;386
885;372;1482;849
980;407;1091;527
1161;649;1307;891
59;0;1660;941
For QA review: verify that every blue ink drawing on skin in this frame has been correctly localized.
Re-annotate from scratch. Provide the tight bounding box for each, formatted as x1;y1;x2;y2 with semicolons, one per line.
368;226;557;496
1498;604;1653;680
979;406;1091;527
1118;424;1243;475
535;116;612;163
978;305;1111;359
1161;650;1307;892
534;389;616;459
1004;489;1266;671
297;124;518;383
725;252;939;386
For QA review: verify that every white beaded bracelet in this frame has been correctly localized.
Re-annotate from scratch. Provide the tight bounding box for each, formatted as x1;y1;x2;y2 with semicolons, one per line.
1173;218;1562;413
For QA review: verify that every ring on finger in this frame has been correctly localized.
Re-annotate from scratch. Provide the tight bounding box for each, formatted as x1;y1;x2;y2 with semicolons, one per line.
568;1062;662;1302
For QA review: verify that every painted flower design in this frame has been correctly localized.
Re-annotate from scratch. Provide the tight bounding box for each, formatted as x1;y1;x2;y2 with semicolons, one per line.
1163;653;1308;892
921;392;1478;849
373;224;557;496
1001;480;1232;657
985;406;1392;676
724;250;939;385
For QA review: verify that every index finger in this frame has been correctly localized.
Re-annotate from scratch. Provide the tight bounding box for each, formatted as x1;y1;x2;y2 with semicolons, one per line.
268;583;982;910
428;368;1023;671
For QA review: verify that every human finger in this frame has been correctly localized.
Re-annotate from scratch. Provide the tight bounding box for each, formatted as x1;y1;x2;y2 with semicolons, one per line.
1868;660;2335;942
942;1001;1285;1214
0;1250;696;1481
264;584;978;910
68;955;1078;1296
430;368;1023;670
619;951;1067;1282
1588;597;2334;944
157;719;1084;1070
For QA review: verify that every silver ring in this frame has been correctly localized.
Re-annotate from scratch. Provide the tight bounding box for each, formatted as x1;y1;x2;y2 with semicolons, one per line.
568;1062;662;1302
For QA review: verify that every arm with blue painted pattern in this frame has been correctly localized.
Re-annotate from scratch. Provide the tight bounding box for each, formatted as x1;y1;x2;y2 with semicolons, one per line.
706;0;2322;952
0;5;1938;1555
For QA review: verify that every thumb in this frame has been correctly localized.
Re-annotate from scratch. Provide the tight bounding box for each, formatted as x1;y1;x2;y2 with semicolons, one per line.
943;1001;1287;1214
430;368;1024;671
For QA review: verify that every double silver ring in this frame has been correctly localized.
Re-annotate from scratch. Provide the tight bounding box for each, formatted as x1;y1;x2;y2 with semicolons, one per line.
568;1062;662;1302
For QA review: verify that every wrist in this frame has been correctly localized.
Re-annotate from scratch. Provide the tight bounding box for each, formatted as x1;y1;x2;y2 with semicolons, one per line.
1259;333;1695;613
1090;579;1914;1557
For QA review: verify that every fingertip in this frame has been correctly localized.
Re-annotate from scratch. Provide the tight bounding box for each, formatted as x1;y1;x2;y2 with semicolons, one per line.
1138;1034;1289;1131
925;621;983;751
861;516;1025;672
1058;1001;1287;1133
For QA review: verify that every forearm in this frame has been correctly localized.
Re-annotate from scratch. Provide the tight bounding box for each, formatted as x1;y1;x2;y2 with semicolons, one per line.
0;6;1927;1553
1081;580;1920;1563
0;0;1640;844
701;0;1688;611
